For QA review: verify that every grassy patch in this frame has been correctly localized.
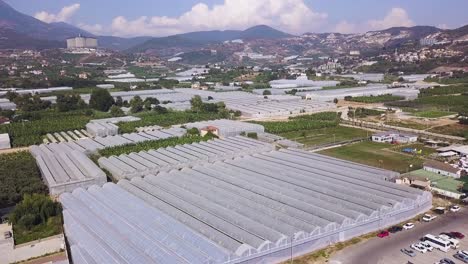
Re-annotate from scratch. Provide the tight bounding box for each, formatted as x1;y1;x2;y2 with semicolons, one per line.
385;120;428;130
413;111;456;118
319;142;424;173
279;126;370;147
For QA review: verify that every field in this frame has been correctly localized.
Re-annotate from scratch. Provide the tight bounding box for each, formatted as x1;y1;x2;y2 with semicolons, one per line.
279;126;370;147
345;94;404;103
388;94;468;114
391;143;437;157
319;142;425;173
412;110;456;118
429;123;468;139
0;152;47;209
385;120;428;130
98;135;212;157
0;110;111;147
405;169;467;194
255;112;341;134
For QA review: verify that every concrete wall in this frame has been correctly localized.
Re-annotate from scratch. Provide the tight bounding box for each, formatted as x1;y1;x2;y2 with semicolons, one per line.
232;194;432;264
0;224;65;264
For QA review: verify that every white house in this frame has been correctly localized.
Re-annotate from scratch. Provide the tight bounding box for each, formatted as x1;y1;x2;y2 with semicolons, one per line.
372;131;418;144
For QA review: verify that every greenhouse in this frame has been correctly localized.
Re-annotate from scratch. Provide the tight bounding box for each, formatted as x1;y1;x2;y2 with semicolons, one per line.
98;136;274;180
224;100;336;118
30;144;107;195
62;144;432;264
86;116;141;137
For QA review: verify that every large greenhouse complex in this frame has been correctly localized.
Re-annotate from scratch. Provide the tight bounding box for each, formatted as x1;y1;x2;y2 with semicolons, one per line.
61;141;432;264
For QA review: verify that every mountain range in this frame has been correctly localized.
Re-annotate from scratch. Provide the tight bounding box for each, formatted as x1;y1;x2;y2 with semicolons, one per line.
0;0;467;54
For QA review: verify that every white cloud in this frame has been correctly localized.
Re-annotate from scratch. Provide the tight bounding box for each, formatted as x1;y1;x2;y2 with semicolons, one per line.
367;7;414;31
78;23;104;34
35;3;81;23
333;7;415;34
437;24;449;29
110;0;328;37
333;21;359;34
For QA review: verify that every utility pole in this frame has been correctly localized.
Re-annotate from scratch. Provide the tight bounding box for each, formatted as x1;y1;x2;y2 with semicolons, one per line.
290;235;293;264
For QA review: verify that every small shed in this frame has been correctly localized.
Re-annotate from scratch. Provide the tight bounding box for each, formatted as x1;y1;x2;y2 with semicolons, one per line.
423;160;461;178
0;133;11;150
200;126;219;137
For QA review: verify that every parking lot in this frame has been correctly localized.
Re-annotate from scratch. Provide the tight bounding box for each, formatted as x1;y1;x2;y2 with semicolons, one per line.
331;208;468;264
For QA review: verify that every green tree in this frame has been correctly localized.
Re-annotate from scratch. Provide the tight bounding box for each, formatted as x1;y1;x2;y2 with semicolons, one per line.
190;95;204;113
89;89;114;112
110;105;125;117
115;96;123;107
130;96;144;113
144;97;160;105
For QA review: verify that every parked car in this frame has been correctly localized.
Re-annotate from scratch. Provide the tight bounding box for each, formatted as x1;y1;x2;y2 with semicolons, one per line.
423;214;437;222
449;232;465;239
411;243;427;253
454;253;468;263
377;231;389;238
419;241;434;252
403;223;415;230
440;258;456;264
450;205;461;212
441;232;454;238
388;226;403;233
401;248;416;257
458;250;468;258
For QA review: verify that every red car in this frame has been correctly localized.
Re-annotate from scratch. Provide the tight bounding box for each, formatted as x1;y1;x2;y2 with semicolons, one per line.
377;231;390;238
450;232;465;239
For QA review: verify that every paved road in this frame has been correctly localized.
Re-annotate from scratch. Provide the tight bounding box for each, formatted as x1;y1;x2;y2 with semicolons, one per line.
330;209;468;264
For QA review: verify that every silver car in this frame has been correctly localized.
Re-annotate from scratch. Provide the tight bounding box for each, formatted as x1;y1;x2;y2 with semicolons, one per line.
401;248;416;257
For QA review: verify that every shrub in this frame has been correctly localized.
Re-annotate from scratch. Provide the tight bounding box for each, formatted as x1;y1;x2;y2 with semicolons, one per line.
9;194;62;245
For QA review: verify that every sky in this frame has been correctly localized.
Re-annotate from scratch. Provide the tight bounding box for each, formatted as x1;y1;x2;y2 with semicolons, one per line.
5;0;468;37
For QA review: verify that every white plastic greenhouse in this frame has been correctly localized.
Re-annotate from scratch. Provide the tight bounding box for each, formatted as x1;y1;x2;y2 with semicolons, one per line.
30;124;187;194
98;136;274;180
62;141;432;264
86;116;141;137
30;145;107;195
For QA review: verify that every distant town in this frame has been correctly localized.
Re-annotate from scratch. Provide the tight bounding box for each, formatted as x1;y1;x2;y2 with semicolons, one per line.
0;1;468;264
